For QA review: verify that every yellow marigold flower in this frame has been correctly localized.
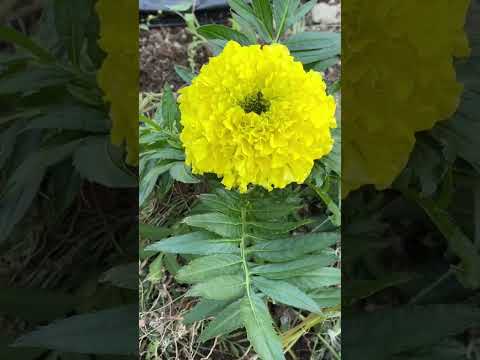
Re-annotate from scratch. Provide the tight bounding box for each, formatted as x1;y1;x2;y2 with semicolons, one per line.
342;0;470;197
179;41;336;193
96;0;139;165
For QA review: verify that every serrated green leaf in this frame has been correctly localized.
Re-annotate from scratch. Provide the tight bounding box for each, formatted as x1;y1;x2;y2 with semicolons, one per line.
183;299;232;325
139;223;170;240
13;305;137;355
199;299;243;342
253;277;320;313
73;136;136;188
240;293;285;360
248;219;311;235
187;274;245;301
228;0;272;42
146;231;240;255
100;263;137;290
54;0;93;65
139;162;175;207
251;254;336;279
252;0;274;38
309;288;340;308
284;31;340;51
169;162;200;184
272;0;291;39
183;213;242;237
288;267;341;291
344;304;480;360
174;65;196;84
287;0;316;28
249;232;338;262
0;26;54;62
197;193;241;215
176;254;242;283
161;84;179;130
197;24;251;46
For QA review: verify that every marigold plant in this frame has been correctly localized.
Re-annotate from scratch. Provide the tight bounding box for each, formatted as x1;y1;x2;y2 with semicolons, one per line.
179;41;336;193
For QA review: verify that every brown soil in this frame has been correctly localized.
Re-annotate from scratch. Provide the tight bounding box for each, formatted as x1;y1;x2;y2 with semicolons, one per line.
140;27;211;92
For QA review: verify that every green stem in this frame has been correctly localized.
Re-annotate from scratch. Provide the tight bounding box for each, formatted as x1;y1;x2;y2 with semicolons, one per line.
240;206;252;299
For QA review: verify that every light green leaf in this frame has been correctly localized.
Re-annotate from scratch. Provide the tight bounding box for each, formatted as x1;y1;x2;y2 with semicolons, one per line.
146;231;240;255
240;293;285;360
249;232;338;262
183;213;242;237
199;299;243;342
187;274;245;301
176;254;242;283
253;277;320;313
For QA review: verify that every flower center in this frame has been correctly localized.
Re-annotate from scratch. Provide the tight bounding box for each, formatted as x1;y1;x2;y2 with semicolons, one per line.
240;92;270;115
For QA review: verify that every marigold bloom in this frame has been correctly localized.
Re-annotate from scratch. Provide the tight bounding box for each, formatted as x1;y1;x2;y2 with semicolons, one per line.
96;0;139;165
342;0;470;196
179;41;336;192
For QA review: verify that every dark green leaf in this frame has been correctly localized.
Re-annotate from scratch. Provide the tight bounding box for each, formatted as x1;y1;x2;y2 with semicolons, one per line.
0;288;76;322
100;263;138;290
73;136;137;188
344;304;480;360
0;26;54;62
198;24;251;46
14;305;137;355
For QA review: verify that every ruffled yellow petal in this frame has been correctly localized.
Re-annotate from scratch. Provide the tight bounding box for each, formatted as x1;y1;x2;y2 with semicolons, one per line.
96;0;139;165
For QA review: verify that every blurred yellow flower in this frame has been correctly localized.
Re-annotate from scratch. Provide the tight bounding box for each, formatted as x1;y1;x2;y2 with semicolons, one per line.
342;0;470;196
96;0;139;165
179;41;336;192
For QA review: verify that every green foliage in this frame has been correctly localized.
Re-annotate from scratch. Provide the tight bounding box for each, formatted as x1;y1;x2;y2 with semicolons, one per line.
0;0;135;245
146;188;340;359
